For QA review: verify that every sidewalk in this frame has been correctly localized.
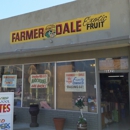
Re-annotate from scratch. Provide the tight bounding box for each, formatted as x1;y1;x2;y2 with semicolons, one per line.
13;123;53;130
13;123;75;130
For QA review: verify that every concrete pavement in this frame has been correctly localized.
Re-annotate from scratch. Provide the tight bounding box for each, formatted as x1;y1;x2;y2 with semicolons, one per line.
13;123;75;130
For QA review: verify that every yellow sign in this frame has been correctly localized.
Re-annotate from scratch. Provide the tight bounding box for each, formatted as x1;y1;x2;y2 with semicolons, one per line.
10;12;110;44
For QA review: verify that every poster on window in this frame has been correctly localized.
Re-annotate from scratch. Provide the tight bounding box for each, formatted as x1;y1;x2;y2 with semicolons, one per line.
30;74;48;88
2;75;17;88
0;92;14;130
65;72;86;92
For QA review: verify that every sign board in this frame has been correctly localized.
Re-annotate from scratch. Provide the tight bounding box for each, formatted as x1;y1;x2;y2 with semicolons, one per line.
0;92;14;130
30;74;48;88
10;12;110;44
65;72;86;92
2;75;17;88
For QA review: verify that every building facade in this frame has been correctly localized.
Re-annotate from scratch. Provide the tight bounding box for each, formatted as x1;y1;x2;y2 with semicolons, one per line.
0;0;130;129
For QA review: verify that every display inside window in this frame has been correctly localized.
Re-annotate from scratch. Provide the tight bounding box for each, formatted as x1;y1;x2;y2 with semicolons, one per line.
0;65;22;107
23;63;54;108
56;60;97;113
65;71;86;92
100;73;129;128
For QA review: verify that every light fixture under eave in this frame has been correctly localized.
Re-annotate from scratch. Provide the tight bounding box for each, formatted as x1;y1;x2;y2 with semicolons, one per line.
120;75;124;77
108;75;124;78
90;64;95;67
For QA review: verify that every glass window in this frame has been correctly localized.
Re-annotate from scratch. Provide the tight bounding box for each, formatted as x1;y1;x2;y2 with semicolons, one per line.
0;65;22;107
99;56;128;71
56;60;97;113
23;63;54;109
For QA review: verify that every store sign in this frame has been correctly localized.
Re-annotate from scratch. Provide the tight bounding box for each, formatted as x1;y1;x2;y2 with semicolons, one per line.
30;74;48;88
65;72;86;92
0;92;14;130
10;12;110;44
2;75;17;88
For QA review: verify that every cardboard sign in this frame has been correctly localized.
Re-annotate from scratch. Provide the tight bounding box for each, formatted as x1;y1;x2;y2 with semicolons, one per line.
65;72;86;92
2;75;17;88
0;92;14;130
30;74;48;88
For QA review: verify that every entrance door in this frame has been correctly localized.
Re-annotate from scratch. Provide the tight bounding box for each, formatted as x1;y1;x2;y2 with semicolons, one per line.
100;73;130;130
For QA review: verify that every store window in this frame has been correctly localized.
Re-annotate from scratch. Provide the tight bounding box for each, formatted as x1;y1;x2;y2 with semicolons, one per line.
23;63;54;108
0;65;22;107
99;56;129;72
56;60;97;113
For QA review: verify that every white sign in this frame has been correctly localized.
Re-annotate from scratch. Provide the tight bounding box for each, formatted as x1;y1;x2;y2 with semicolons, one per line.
65;72;86;92
0;92;14;130
30;74;48;88
2;75;17;88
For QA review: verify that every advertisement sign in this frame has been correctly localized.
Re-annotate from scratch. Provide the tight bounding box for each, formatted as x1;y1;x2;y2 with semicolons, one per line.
30;74;48;88
65;72;86;92
2;75;17;88
0;92;14;130
10;12;110;44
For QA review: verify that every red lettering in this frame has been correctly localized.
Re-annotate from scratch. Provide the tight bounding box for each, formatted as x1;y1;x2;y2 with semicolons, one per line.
20;31;25;41
15;33;20;41
56;24;62;35
37;85;45;88
39;28;44;38
3;104;6;112
0;104;10;113
76;20;81;32
63;23;70;34
7;104;10;112
26;30;33;40
71;22;76;32
34;29;38;38
12;33;16;42
0;104;2;112
66;74;75;76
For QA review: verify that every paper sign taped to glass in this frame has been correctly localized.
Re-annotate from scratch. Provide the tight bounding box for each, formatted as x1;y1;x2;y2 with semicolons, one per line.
2;75;17;88
30;74;48;88
65;72;86;92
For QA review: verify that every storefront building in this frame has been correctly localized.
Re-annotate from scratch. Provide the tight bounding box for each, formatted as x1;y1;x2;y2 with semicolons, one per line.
0;0;130;129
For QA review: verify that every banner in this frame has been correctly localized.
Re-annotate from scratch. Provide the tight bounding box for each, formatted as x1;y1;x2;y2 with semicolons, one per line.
2;75;17;88
10;12;110;44
0;92;14;130
30;74;48;88
65;72;86;92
